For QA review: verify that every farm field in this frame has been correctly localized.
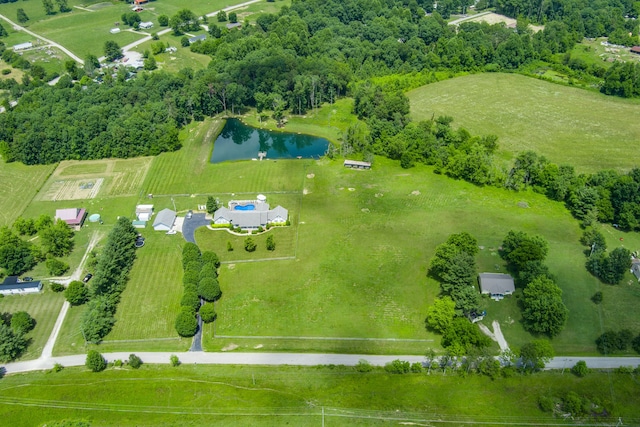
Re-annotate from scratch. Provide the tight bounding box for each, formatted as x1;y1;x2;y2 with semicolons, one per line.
407;73;640;173
0;289;65;361
0;160;56;227
0;365;639;426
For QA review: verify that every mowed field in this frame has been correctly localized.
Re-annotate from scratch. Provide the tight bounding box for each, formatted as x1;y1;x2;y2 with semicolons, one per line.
0;161;56;227
0;290;65;361
0;365;639;426
408;73;640;172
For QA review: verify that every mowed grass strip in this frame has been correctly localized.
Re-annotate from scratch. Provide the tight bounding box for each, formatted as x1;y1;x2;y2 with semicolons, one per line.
0;366;638;426
408;73;640;172
144;118;308;195
0;161;56;226
106;232;184;340
0;289;65;360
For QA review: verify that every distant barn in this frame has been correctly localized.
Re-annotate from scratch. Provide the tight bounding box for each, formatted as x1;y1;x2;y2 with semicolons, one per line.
343;160;371;169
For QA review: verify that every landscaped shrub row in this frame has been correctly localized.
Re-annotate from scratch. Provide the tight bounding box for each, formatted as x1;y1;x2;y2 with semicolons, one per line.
80;217;138;343
175;243;220;337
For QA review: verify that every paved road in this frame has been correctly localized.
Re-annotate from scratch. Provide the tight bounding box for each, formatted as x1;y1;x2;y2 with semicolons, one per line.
181;213;210;243
4;352;640;375
0;14;84;64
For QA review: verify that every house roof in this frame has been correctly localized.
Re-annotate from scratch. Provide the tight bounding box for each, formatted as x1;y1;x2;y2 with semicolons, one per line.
632;262;640;280
226;22;242;29
631;46;640;53
213;203;288;228
0;276;43;292
344;159;371;167
55;208;87;226
478;273;515;295
188;34;207;43
268;205;288;221
136;204;154;214
153;208;176;228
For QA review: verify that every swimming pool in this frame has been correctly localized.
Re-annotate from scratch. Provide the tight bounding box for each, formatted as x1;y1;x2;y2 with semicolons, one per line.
234;204;255;211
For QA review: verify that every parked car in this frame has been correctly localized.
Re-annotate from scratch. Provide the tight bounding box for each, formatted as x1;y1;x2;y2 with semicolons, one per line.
83;273;93;283
21;277;33;282
186;210;193;219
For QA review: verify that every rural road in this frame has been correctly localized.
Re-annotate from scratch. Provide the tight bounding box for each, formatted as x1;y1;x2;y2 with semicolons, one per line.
0;14;84;64
4;352;640;375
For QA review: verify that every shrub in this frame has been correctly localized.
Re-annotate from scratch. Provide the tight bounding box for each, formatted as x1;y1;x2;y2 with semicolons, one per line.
244;237;256;252
201;251;220;268
538;395;555;412
52;362;64;373
175;308;198;337
158;14;169;26
113;359;123;367
410;362;423;373
198;277;221;302
10;311;35;334
1;69;10;75
355;359;373;372
200;303;217;323
65;281;88;306
170;354;180;366
181;36;190;47
128;354;143;369
384;359;411;374
266;234;275;251
199;263;218;280
591;291;603;304
571;360;589;377
50;282;65;292
85;350;107;372
46;258;70;276
183;270;199;286
227;241;233;251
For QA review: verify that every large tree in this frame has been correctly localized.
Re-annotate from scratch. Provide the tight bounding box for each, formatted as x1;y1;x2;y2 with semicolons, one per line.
103;40;123;62
65;281;88;306
40;219;74;257
170;9;199;35
521;276;568;337
42;0;55;15
425;296;456;333
0;323;27;363
519;339;554;372
17;9;29;24
501;230;549;271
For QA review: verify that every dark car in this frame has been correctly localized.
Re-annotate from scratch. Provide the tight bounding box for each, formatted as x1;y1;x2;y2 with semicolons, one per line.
21;277;33;282
83;273;93;283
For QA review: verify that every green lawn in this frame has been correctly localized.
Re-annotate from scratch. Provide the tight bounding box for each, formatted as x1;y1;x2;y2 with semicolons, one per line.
0;365;639;426
0;161;55;227
407;73;640;173
0;289;65;360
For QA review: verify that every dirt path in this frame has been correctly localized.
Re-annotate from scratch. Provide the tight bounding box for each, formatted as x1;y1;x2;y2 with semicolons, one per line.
478;320;509;352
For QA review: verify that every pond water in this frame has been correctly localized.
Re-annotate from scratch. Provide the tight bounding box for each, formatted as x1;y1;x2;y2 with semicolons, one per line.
210;119;330;163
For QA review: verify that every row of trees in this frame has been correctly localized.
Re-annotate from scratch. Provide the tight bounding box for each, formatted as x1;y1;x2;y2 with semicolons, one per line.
175;243;221;337
42;0;70;16
595;329;640;354
80;217;138;343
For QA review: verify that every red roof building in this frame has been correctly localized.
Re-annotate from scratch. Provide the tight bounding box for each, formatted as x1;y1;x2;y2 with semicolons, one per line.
55;208;87;227
630;46;640;55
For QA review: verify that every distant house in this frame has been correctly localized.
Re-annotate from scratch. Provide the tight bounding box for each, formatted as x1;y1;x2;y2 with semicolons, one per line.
153;208;176;231
226;22;242;30
0;276;43;296
478;273;515;300
55;208;87;227
110;28;121;34
630;46;640;55
134;0;148;4
631;260;640;281
344;160;371;169
139;21;154;30
13;42;33;51
135;204;154;221
213;198;288;230
188;34;207;44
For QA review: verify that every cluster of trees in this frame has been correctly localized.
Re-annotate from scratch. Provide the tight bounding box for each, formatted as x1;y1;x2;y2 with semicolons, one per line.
601;62;640;98
501;231;568;337
538;390;610;418
42;0;71;15
176;243;221;337
595;329;640;354
80;217;138;343
0;311;35;362
0;215;74;276
581;227;631;284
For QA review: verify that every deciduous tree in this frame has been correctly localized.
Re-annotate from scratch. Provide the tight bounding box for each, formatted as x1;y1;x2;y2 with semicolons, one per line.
0;324;27;362
425;296;455;333
10;311;35;334
85;350;106;372
65;281;88;306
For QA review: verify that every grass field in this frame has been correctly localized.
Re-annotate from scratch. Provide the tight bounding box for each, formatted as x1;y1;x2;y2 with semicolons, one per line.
0;365;638;426
0;289;64;360
0;161;56;227
407;73;640;173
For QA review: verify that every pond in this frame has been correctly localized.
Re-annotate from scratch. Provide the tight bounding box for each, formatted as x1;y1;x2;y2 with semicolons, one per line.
210;119;330;163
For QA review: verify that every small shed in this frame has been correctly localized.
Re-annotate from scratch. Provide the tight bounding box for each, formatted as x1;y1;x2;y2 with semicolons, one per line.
344;160;371;169
478;273;515;300
153;208;176;231
139;21;153;30
55;208;87;227
132;220;147;229
110;28;121;34
0;277;43;295
136;204;154;221
188;34;207;44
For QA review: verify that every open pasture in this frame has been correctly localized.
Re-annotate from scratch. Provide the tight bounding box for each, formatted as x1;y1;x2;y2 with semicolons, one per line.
0;161;56;227
0;289;65;361
0;365;639;426
408;73;640;173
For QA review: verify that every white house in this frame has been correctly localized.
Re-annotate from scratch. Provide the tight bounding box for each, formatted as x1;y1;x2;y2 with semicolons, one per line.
0;277;43;295
153;208;176;231
139;21;153;30
213;198;288;229
135;204;154;221
13;42;33;51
